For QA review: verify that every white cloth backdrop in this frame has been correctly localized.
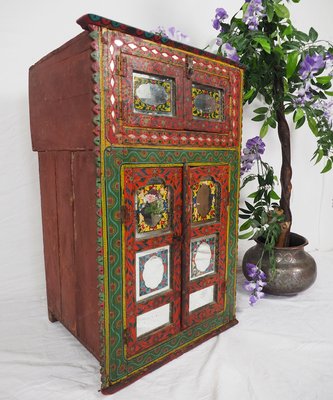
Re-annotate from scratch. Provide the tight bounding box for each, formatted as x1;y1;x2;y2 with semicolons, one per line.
1;1;333;399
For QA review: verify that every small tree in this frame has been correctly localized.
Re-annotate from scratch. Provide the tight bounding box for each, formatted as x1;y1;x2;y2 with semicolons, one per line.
213;0;333;246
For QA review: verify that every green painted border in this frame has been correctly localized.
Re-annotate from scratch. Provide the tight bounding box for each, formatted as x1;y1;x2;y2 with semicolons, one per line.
104;147;240;382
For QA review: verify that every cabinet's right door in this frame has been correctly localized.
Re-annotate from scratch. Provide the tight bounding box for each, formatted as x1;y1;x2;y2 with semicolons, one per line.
182;164;230;328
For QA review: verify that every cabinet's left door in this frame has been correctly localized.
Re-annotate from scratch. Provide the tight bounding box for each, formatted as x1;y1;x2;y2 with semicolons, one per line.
122;165;183;357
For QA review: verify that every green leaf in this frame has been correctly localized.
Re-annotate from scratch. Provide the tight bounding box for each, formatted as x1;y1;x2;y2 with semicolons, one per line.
274;3;290;19
307;116;318;136
269;190;280;200
252;114;266;122
266;2;274;22
286;51;299;79
282;25;293;38
293;108;305;123
309;27;318;42
238;231;254;240
294;30;309;42
240;219;253;232
260;122;269;138
254;107;269;114
295;115;306;129
321;159;332;173
244;87;256;101
314;149;324;165
316;76;332;85
254;37;271;53
325;91;333;96
267;116;277;129
245;201;255;212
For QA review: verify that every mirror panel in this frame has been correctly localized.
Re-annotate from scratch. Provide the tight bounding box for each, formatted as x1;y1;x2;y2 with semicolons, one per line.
136;303;171;337
136;246;170;301
133;73;175;116
192;84;223;121
189;285;215;312
190;235;216;280
192;179;219;224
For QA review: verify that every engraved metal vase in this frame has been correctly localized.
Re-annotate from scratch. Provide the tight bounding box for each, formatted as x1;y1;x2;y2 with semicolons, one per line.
242;233;317;295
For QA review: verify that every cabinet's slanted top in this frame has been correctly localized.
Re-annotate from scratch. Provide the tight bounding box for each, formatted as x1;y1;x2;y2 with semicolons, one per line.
77;13;245;70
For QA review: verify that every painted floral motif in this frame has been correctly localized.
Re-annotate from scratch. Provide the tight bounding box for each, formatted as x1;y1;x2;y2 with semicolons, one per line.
138;248;169;299
190;236;216;280
136;184;169;234
192;180;217;223
133;74;174;115
192;85;223;120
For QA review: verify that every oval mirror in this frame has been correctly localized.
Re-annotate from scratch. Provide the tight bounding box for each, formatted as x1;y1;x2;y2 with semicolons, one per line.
142;256;164;289
196;183;211;218
136;83;168;106
194;93;217;113
194;242;212;272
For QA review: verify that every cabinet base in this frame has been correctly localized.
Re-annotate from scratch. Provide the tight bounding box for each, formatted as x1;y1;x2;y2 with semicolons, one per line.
101;318;238;395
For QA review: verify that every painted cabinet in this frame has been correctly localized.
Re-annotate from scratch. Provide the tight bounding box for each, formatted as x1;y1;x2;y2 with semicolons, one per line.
29;14;244;395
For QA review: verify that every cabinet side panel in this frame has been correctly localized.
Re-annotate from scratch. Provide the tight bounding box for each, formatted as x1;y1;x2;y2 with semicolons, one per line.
29;32;94;152
73;151;100;359
38;152;61;321
55;151;77;334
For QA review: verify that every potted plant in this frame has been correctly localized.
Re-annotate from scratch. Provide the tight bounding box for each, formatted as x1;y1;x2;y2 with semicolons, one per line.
212;0;333;304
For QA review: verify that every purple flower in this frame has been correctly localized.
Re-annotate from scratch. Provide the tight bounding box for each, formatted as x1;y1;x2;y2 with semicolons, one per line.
314;98;333;128
246;136;266;154
221;42;240;62
240;136;266;175
245;262;258;278
152;26;189;44
299;54;325;80
212;7;229;31
243;0;265;31
243;262;267;306
293;81;313;107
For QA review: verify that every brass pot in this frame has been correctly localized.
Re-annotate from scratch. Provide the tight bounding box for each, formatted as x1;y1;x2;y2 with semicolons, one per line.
242;233;317;295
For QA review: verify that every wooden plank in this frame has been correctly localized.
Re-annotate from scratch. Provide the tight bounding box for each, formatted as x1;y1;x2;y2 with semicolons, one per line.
73;151;100;359
55;151;77;334
38;152;61;321
29;32;94;152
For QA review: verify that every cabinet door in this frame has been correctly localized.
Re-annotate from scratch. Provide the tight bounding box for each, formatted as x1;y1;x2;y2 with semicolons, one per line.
123;166;182;357
120;54;184;131
184;68;231;134
182;164;229;328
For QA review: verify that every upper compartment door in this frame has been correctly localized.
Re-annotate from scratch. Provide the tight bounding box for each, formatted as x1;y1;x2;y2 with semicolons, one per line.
184;65;231;134
119;54;184;131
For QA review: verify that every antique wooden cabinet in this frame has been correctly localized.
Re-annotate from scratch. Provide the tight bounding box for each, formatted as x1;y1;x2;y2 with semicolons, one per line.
29;14;244;394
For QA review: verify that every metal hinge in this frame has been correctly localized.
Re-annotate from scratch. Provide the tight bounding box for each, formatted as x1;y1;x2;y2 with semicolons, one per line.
116;54;127;77
186;55;194;79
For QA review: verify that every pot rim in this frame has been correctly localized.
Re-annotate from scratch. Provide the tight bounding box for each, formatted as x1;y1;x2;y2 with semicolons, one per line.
254;232;308;250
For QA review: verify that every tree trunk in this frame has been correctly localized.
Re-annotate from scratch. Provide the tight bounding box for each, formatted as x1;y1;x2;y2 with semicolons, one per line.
274;75;292;247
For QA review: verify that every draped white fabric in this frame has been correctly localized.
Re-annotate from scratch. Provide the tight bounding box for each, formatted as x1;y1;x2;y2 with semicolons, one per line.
1;251;333;400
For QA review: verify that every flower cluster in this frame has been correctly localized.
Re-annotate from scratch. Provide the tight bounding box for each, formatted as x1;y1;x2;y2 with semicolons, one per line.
152;26;189;44
299;54;325;80
243;263;267;306
294;53;333;122
242;0;265;31
221;43;240;63
240;136;266;175
212;7;228;31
